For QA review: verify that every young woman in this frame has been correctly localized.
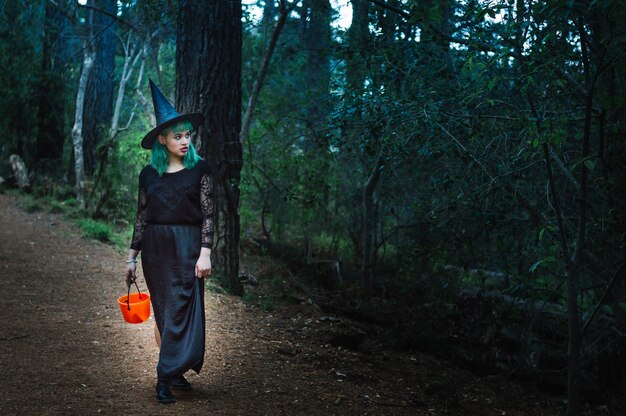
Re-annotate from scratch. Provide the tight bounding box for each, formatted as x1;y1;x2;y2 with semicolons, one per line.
125;80;214;404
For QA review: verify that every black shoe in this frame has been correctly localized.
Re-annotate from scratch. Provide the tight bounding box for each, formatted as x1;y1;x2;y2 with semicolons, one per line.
156;380;176;404
170;375;193;391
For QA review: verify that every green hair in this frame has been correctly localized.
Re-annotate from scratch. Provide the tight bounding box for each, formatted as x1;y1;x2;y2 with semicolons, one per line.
150;121;202;176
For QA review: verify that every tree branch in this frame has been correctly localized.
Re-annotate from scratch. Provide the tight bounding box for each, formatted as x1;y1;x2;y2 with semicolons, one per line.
368;0;410;19
581;261;626;336
240;0;299;145
425;109;497;184
73;0;139;33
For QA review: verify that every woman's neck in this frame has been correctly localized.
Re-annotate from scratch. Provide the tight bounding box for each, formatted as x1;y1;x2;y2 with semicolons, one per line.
167;155;184;172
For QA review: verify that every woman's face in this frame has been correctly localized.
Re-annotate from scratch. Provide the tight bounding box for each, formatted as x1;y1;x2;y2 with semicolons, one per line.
159;129;191;159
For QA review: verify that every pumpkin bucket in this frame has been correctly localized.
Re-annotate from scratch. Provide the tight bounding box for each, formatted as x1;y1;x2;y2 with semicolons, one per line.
118;281;151;324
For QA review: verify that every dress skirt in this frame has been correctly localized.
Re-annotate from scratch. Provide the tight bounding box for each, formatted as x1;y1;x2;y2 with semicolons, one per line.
141;223;205;381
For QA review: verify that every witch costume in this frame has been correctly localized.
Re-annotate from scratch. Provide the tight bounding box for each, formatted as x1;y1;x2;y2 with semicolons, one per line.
129;80;214;391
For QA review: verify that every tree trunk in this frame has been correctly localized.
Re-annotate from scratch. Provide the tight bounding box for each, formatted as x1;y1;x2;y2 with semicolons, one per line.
72;45;95;209
299;0;310;36
303;0;330;134
347;0;369;92
588;6;626;234
136;41;156;126
362;150;384;298
298;0;331;255
260;0;278;35
177;0;244;295
36;1;69;165
419;0;452;68
562;17;594;416
9;154;31;190
377;0;400;93
83;0;116;176
89;33;145;214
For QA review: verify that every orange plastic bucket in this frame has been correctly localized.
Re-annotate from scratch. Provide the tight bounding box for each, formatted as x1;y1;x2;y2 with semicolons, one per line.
118;282;151;324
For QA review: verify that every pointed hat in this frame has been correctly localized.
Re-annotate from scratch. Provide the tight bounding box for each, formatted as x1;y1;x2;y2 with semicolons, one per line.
141;79;205;149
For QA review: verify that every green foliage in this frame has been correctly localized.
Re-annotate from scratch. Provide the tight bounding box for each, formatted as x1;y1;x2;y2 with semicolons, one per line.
240;289;275;312
19;196;42;213
0;0;44;165
312;233;354;259
77;219;113;242
260;298;274;312
529;256;557;273
1;0;624;344
241;292;258;303
237;0;626;327
40;196;64;214
205;277;227;294
1;4;625;405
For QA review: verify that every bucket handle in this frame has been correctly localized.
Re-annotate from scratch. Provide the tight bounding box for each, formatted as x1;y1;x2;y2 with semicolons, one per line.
126;279;142;311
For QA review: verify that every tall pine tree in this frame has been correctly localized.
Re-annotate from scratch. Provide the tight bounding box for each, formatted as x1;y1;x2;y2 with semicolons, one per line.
177;0;244;294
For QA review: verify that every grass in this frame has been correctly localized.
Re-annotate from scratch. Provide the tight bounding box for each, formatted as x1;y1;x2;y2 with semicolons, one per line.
19;195;42;213
241;290;275;312
205;276;227;294
312;232;355;259
242;292;258;303
11;189;130;249
38;195;69;214
18;193;80;216
77;219;114;242
261;298;274;312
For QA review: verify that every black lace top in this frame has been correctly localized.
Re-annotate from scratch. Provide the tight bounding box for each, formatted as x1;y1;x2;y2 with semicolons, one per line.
130;161;215;250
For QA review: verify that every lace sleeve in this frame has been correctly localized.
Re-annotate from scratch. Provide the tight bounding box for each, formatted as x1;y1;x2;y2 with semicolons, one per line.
130;185;148;250
200;173;215;248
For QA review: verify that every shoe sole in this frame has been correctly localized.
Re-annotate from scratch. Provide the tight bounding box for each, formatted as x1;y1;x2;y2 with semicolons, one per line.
170;384;192;391
157;397;176;404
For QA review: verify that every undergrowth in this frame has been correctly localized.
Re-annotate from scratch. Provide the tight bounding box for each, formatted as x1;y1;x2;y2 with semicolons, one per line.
13;190;129;250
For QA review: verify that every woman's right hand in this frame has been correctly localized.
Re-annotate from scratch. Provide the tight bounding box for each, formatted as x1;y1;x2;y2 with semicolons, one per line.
125;262;137;287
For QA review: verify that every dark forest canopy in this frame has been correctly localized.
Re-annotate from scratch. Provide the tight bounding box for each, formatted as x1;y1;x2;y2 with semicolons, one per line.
1;1;625;414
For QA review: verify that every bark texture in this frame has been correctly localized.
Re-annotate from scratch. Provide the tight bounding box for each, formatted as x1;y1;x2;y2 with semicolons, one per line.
303;0;331;133
177;0;244;295
83;0;116;176
36;2;69;164
9;155;31;190
347;0;369;92
72;46;95;208
362;150;384;297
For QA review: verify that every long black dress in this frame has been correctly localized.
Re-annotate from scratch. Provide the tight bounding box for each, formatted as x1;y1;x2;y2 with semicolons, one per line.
130;160;214;381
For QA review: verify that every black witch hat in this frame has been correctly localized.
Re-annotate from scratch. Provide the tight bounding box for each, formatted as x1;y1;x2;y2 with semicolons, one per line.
141;79;205;149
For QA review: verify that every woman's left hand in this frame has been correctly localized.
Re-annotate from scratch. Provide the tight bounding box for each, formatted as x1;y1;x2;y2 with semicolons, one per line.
195;248;212;278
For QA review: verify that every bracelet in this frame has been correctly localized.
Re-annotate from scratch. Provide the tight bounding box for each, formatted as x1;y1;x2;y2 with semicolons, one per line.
126;259;137;264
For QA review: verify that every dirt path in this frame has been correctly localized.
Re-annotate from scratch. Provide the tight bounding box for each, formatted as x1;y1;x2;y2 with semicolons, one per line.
0;193;600;415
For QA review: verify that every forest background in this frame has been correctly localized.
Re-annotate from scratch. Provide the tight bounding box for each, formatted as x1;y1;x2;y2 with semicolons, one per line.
1;1;625;415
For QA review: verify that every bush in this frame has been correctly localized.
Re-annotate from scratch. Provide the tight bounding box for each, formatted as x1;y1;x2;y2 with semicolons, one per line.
242;292;258;303
36;196;65;214
205;277;226;294
77;219;113;242
19;196;41;213
261;298;274;312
